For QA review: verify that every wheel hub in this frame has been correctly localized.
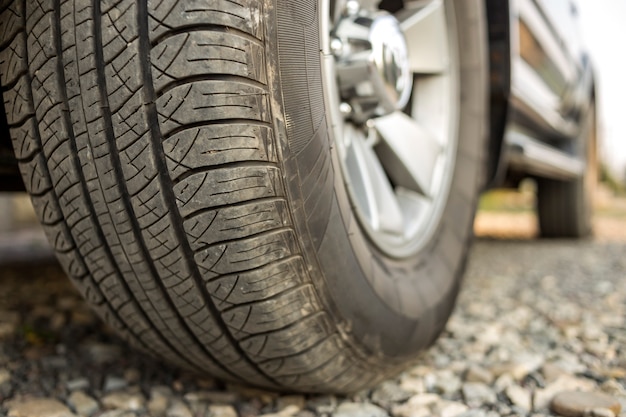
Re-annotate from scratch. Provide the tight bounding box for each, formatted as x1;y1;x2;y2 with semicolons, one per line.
333;8;413;121
323;0;460;256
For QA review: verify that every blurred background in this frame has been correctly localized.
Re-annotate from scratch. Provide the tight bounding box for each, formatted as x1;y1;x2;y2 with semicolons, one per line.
475;179;626;240
578;0;626;182
470;0;626;240
2;174;626;255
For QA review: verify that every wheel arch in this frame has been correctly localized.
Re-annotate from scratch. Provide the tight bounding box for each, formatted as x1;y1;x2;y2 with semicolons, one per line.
482;0;512;190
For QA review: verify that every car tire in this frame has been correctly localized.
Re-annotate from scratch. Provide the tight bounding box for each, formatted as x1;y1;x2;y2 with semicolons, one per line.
0;0;488;392
537;100;597;238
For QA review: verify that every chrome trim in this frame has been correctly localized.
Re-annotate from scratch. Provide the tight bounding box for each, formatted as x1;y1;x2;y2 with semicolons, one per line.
510;57;578;138
332;10;413;120
506;129;584;180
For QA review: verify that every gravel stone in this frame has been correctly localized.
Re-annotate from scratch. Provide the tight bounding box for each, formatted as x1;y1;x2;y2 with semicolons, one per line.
505;385;532;411
6;398;77;417
238;401;263;417
166;400;193;417
83;343;121;365
583;408;616;417
70;310;97;326
98;411;134;417
434;370;462;395
123;368;140;384
492;373;515;393
491;353;544;381
103;376;128;392
226;384;278;405
534;376;597;411
391;403;430;417
371;381;412;409
66;378;90;392
40;356;68;369
464;365;494;385
0;310;20;326
30;305;55;319
67;391;99;417
461;382;497;405
306;395;337;414
56;295;78;311
276;395;306;412
0;368;10;385
332;402;388;417
399;375;426;394
147;395;169;416
436;401;468;417
600;380;625;396
0;322;16;339
261;405;302;417
603;368;626;379
550;391;621;417
208;404;238;417
101;392;145;411
184;390;239;404
405;393;441;408
457;410;487;417
295;411;317;417
49;313;66;331
391;394;441;417
549;356;587;376
147;386;173;416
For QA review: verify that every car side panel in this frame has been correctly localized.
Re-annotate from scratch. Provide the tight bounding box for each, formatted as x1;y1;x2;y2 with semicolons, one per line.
507;0;596;142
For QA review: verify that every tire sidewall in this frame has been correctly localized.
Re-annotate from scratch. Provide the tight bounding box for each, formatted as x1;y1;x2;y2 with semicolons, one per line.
268;0;488;358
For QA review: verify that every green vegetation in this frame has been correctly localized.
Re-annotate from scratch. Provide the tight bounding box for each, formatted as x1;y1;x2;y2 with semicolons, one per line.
479;180;535;212
600;163;626;195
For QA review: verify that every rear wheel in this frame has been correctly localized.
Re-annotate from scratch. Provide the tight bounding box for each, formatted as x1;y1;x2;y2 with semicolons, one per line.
537;100;597;238
0;0;488;392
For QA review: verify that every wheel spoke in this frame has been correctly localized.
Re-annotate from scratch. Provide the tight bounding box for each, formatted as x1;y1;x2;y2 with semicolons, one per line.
344;129;405;235
372;111;442;198
400;0;449;74
396;188;430;237
326;0;459;254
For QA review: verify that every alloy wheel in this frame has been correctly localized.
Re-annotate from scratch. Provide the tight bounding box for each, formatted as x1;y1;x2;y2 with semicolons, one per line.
321;0;461;257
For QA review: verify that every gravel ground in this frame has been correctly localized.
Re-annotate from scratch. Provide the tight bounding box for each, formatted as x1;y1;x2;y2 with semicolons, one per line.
0;213;625;417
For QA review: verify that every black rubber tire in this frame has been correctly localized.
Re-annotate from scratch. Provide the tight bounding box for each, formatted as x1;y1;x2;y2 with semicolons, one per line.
0;0;488;392
537;101;597;238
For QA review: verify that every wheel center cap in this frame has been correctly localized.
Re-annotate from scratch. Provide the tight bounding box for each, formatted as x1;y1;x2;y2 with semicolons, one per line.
333;11;413;120
369;14;412;111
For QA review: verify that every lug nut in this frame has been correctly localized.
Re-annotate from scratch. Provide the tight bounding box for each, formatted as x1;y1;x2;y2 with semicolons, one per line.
330;38;344;57
345;0;360;16
339;102;353;117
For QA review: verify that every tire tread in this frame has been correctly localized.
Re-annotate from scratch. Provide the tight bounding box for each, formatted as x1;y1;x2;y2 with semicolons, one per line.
1;0;381;392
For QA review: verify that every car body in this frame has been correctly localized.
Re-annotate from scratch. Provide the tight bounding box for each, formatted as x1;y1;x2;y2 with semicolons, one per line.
486;0;595;191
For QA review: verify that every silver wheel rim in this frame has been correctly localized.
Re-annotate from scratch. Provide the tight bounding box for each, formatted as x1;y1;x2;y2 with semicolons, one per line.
321;0;461;258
